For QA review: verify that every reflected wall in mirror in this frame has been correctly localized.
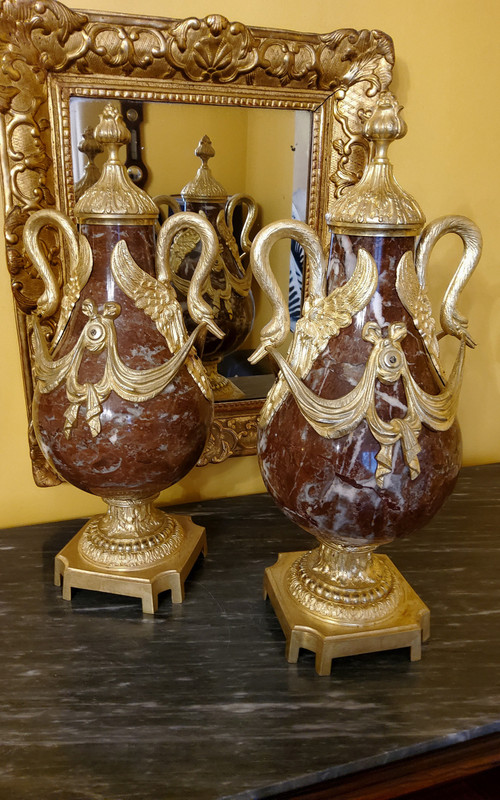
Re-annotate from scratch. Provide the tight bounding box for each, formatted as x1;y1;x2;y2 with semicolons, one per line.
0;1;394;484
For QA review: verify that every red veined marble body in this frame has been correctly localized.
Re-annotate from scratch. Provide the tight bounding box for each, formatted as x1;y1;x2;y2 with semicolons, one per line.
258;232;462;548
33;222;213;501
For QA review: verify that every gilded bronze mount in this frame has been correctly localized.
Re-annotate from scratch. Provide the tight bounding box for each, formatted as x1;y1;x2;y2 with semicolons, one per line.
264;551;430;676
55;512;208;614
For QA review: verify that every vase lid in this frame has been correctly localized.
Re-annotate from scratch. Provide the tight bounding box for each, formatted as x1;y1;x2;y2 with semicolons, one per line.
74;105;159;225
326;92;425;237
181;135;228;202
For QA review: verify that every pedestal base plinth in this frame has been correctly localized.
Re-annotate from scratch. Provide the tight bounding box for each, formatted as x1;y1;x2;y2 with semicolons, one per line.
264;551;430;676
54;514;206;614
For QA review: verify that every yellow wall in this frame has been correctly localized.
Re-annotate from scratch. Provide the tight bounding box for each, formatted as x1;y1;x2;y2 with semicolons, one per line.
144;103;249;198
1;0;499;528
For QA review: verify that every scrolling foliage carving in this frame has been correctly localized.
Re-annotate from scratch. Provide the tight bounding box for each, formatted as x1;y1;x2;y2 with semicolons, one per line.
0;0;394;482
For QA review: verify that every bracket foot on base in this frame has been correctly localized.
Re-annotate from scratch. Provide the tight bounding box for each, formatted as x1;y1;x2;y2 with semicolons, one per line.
264;551;430;676
54;514;206;614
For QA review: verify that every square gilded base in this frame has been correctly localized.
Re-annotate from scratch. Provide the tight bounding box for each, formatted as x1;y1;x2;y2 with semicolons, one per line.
54;514;207;614
264;551;430;676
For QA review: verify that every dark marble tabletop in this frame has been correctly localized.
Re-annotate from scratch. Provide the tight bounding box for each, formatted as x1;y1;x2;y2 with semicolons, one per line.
1;464;499;800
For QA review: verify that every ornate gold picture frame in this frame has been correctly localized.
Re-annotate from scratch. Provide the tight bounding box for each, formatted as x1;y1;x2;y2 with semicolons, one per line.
0;0;394;486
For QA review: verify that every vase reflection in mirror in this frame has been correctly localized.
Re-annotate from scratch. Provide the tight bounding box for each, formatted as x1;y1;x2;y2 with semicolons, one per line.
74;125;103;201
24;105;224;613
250;92;482;674
155;134;259;401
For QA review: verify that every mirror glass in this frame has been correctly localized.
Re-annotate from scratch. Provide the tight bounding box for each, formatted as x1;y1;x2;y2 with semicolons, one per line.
70;97;312;402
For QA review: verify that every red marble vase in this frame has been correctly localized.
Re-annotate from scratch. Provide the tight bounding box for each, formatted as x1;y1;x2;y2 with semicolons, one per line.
249;92;482;643
24;105;221;574
173;197;255;365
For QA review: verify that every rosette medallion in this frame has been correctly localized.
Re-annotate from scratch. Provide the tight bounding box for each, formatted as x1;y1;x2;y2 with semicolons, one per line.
25;106;223;612
249;93;482;673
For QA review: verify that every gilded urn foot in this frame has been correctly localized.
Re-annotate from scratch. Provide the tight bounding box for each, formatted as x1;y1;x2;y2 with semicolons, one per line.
204;359;245;401
54;513;207;614
78;496;185;569
288;542;405;624
264;550;430;676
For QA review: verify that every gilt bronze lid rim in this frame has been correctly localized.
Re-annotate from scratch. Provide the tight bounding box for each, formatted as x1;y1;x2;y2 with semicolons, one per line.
76;214;158;226
326;217;424;238
181;191;227;203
